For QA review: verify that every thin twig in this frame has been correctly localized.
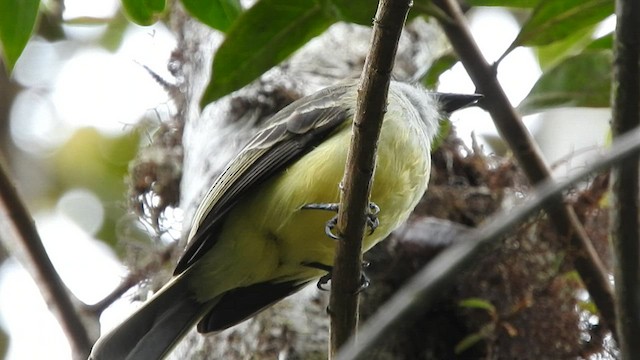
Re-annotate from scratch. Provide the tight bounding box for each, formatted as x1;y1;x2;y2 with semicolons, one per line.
610;0;640;356
330;0;412;357
0;157;93;359
84;243;176;316
431;0;617;339
336;125;640;360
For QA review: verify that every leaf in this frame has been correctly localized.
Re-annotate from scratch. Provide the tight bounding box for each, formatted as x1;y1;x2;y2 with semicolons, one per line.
202;0;335;105
330;0;377;25
423;52;458;89
455;331;488;354
518;50;612;115
99;10;131;52
562;270;583;284
535;24;597;71
577;300;599;315
121;0;166;26
465;0;540;7
0;0;40;72
181;0;242;32
502;0;613;58
587;32;612;50
458;298;497;314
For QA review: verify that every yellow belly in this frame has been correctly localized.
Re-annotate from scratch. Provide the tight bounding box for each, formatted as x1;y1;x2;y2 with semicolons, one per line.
189;116;431;302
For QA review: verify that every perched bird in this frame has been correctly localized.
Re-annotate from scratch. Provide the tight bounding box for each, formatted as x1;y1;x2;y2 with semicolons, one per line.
90;80;480;359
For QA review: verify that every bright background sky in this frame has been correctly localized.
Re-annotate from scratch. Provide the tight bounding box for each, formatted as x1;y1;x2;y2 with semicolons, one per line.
0;2;613;359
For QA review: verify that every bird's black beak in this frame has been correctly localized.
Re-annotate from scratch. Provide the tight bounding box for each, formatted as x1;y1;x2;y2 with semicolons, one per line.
434;93;483;114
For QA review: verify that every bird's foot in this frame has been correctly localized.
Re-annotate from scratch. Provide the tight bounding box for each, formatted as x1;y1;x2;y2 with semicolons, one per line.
301;201;380;240
302;262;371;293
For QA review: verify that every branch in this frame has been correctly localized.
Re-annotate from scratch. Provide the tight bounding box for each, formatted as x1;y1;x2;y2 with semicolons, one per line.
84;244;176;316
611;0;640;356
431;0;617;339
336;125;640;360
330;0;412;357
0;157;93;359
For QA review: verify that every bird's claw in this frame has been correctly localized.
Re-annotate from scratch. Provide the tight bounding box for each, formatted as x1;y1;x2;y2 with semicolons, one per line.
317;273;332;291
325;215;340;240
302;261;371;293
357;272;371;293
302;201;380;240
315;271;370;293
366;203;380;235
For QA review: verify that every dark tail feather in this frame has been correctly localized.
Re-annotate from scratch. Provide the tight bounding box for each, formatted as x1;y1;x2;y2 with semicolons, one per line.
90;276;215;360
198;279;310;333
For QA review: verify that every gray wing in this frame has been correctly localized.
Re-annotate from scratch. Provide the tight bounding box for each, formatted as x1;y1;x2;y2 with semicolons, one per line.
174;83;355;274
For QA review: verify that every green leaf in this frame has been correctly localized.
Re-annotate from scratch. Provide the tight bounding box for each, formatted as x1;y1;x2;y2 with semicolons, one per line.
423;52;458;89
330;0;377;25
181;0;242;32
518;50;612;115
455;331;488;354
465;0;540;7
503;0;613;57
458;298;497;313
99;10;131;52
0;0;40;72
121;0;166;26
587;32;612;50
535;24;597;71
562;270;583;284
202;0;335;105
577;300;598;315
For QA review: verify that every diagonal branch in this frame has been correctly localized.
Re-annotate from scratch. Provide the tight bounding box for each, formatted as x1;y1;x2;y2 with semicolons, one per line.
336;124;640;360
84;243;176;316
430;0;617;340
330;0;412;357
0;156;93;359
610;0;640;356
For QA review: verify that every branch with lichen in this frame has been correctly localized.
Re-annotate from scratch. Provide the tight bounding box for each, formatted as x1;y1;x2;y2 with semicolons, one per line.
429;0;617;340
337;124;640;360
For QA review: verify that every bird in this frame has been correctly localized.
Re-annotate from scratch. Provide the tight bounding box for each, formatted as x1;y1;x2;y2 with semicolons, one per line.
89;80;480;359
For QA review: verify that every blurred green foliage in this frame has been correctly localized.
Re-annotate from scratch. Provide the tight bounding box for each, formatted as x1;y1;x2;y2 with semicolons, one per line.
504;0;613;55
0;326;7;360
121;0;166;25
1;0;617;114
181;0;242;32
52;127;140;248
518;50;612;115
